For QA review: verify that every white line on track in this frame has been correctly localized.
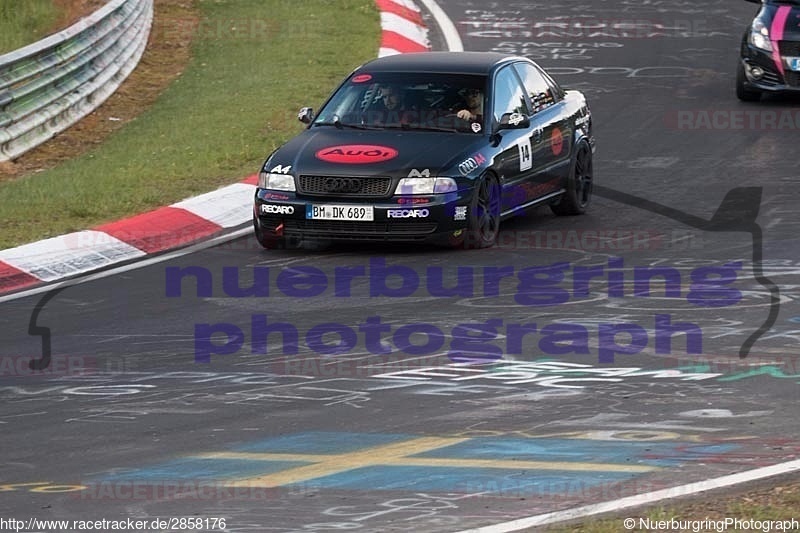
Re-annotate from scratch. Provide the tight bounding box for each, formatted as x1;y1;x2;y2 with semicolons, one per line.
455;459;800;532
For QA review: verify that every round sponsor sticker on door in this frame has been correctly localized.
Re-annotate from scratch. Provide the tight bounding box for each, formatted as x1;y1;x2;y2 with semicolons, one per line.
550;127;564;156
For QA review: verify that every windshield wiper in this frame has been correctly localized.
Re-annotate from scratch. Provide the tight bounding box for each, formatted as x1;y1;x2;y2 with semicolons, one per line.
313;113;383;130
314;121;364;129
382;124;460;133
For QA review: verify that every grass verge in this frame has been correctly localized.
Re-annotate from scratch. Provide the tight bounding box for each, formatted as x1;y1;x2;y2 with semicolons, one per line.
0;0;379;249
0;0;61;54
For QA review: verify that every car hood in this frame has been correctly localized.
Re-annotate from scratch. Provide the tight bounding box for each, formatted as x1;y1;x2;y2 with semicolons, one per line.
265;128;487;178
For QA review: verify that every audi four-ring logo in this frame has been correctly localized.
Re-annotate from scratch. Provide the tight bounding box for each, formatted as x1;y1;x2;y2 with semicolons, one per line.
458;158;479;175
457;153;487;176
323;177;362;193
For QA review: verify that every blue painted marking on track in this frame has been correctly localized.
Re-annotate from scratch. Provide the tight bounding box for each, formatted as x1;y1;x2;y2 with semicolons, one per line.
412;438;739;467
97;458;309;482
287;465;634;494
92;433;742;492
234;431;412;454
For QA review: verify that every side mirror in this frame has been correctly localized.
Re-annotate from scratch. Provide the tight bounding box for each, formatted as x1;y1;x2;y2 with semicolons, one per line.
497;112;530;131
298;107;314;124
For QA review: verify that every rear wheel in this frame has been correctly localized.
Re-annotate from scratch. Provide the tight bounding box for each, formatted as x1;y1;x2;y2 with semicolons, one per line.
463;172;501;248
736;62;762;102
551;141;592;216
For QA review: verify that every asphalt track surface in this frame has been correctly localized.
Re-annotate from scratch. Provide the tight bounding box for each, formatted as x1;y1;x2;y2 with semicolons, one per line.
2;1;800;531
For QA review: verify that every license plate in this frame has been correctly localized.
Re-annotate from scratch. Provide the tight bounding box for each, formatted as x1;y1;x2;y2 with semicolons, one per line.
788;57;800;72
306;204;374;221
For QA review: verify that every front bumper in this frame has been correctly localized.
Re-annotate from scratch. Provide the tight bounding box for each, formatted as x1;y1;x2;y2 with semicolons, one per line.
254;188;473;243
740;42;800;93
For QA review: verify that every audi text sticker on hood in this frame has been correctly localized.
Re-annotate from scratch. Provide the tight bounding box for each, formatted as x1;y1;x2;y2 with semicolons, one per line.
315;145;399;164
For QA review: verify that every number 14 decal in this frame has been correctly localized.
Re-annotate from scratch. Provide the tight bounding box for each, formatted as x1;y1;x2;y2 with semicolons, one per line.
518;138;532;172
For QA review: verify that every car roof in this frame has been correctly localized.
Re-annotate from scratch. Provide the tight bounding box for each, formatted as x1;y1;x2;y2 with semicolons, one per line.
356;51;526;76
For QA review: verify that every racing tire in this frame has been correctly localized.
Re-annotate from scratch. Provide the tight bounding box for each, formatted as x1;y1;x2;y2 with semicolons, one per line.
462;172;501;249
551;140;593;216
736;63;762;102
253;214;286;249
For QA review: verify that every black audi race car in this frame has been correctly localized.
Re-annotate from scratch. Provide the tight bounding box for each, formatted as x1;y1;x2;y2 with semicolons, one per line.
738;0;800;100
253;51;594;249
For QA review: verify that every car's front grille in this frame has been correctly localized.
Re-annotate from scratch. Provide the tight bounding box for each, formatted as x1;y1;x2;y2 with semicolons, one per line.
778;41;800;86
284;219;437;241
298;175;393;198
784;71;800;87
761;69;782;86
779;40;800;57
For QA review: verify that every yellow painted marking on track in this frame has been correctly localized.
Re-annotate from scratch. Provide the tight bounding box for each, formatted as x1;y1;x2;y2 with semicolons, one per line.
199;452;657;474
197;437;659;488
0;482;51;492
216;436;468;488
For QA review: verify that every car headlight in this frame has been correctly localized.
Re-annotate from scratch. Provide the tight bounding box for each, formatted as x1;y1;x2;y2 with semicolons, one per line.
750;19;772;52
258;171;296;191
395;177;457;195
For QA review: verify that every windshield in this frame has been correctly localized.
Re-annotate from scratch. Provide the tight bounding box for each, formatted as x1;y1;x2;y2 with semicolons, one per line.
313;72;488;134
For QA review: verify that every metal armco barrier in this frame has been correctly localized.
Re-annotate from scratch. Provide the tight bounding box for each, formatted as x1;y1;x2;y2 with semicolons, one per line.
0;0;153;162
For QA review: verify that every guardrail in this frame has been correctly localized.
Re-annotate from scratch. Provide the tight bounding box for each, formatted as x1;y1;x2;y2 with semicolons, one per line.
0;0;153;162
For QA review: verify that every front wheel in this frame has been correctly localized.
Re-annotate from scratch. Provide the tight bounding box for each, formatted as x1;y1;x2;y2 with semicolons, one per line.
551;141;592;216
463;172;501;248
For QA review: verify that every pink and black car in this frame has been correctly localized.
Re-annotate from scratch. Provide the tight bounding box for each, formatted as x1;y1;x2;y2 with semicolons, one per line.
738;0;800;100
